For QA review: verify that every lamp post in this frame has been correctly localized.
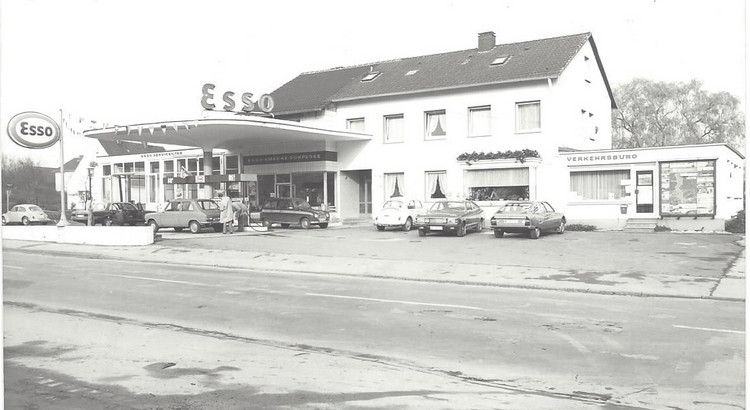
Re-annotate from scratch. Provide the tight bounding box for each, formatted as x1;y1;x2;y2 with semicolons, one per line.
86;162;97;226
5;183;12;213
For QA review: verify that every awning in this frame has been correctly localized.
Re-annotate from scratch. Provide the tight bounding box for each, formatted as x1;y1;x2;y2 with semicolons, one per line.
84;114;371;151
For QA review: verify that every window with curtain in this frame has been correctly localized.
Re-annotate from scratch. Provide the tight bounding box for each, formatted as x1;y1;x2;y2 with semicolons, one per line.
384;173;405;198
516;101;541;133
425;110;447;140
425;171;447;199
347;118;365;132
570;170;629;200
468;106;491;137
384;114;404;143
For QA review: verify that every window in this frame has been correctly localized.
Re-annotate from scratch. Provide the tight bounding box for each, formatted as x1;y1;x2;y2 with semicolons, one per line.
150;162;159;173
226;156;239;174
516;101;541;133
465;168;529;201
384;114;404;143
570;170;629;200
425;171;447;199
103;165;111;176
347;118;365;132
425;110;446;140
491;55;510;66
405;69;419;76
361;71;381;82
384;173;405;198
468;106;491;137
660;160;715;216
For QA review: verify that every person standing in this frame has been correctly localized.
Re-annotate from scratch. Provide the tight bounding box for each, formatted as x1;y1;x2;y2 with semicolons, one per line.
218;191;234;234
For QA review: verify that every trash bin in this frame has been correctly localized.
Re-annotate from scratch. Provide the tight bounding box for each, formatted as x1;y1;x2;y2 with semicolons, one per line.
620;204;628;214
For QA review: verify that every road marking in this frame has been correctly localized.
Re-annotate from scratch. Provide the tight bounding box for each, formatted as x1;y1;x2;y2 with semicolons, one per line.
4;265;26;269
673;325;744;334
551;331;591;355
101;274;211;287
305;292;482;310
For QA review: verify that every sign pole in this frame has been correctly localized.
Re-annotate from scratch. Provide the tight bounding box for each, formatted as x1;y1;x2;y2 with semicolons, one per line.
57;109;69;226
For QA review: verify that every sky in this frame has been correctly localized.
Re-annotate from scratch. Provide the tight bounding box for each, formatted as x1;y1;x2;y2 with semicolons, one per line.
0;0;746;167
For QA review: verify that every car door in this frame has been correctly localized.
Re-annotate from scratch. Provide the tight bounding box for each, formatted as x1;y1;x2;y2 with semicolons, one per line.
121;202;139;224
9;206;22;223
160;201;181;227
541;202;559;231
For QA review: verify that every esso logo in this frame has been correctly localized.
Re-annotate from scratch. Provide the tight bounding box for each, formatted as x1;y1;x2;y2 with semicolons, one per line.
6;112;61;149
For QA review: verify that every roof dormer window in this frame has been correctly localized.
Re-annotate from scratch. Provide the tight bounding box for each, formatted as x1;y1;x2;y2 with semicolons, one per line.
491;55;510;66
405;69;419;76
361;71;381;82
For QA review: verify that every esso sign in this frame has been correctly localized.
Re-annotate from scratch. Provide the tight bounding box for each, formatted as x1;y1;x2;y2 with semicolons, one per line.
200;83;275;114
6;112;61;149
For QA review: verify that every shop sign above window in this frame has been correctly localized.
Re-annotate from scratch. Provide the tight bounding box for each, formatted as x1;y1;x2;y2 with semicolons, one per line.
200;83;275;114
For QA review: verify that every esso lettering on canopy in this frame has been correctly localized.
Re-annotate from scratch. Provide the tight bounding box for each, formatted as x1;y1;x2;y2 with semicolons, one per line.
6;111;61;149
201;83;275;114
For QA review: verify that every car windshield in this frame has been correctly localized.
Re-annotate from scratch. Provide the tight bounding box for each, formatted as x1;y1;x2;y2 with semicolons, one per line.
429;201;465;211
382;200;404;209
500;203;531;213
198;200;220;210
91;203;107;211
29;205;43;212
291;199;312;209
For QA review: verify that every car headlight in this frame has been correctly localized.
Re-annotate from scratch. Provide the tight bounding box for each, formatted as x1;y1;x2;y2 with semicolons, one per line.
447;218;458;224
416;217;425;223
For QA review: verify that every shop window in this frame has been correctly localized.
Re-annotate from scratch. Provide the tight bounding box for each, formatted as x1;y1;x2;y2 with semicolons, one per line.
103;165;111;176
188;158;199;175
226;156;239;174
425;110;447;140
150;162;159;173
468;106;491;137
425;171;447;200
177;159;187;176
660;160;715;216
384;173;405;198
164;160;174;175
212;156;221;175
124;163;134;173
135;161;145;173
570;170;629;200
516;101;541;133
347;118;365;132
384;114;404;143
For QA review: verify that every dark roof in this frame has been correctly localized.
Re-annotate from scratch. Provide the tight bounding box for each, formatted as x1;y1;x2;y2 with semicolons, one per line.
271;33;615;115
99;140;166;156
64;156;83;171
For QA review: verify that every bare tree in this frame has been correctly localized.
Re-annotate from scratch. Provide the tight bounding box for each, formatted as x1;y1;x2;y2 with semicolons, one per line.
612;79;745;152
1;156;59;211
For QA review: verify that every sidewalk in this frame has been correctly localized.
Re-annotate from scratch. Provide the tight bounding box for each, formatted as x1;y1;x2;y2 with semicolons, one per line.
2;237;744;301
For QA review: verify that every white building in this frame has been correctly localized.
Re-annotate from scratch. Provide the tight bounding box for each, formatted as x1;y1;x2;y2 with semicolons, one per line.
84;31;744;230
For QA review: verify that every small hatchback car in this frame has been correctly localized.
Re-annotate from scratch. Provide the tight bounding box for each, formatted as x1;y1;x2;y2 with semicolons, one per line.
490;201;566;239
260;197;330;229
144;199;222;234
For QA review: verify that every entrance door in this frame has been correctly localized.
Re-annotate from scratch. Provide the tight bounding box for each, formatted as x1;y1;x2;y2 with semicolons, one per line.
635;171;654;213
359;174;372;214
276;183;292;198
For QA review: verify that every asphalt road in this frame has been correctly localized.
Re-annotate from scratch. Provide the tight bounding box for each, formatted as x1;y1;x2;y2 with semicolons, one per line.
3;250;744;409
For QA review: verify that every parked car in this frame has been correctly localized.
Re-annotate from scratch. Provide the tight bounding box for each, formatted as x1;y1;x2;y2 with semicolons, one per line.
414;199;484;237
71;202;146;226
144;198;222;234
2;204;51;225
490;201;566;239
373;197;424;231
260;197;330;229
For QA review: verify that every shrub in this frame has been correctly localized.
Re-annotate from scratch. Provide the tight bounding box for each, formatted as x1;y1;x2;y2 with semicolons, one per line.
725;209;745;233
654;225;672;232
566;223;597;231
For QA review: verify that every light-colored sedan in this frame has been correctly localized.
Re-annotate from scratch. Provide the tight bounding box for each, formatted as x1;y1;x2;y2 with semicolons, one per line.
490;201;566;239
2;204;51;225
144;199;222;234
373;198;424;231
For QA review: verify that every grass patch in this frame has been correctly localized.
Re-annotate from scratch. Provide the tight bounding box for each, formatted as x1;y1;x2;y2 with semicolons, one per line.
654;225;672;232
725;209;745;233
566;223;597;231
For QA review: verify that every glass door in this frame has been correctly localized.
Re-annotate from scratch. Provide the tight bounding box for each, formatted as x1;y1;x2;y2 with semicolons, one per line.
635;170;654;213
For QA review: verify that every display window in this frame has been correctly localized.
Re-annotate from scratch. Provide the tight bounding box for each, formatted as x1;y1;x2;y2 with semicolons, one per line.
660;160;716;216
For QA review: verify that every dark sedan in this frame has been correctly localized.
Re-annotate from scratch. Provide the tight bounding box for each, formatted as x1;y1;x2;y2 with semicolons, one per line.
414;200;484;237
260;197;330;229
490;201;566;239
71;202;146;226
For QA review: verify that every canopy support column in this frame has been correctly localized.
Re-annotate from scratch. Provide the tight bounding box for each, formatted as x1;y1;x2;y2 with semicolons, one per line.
203;150;214;198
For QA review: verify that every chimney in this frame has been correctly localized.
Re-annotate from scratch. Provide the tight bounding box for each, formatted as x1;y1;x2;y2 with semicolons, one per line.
478;31;496;52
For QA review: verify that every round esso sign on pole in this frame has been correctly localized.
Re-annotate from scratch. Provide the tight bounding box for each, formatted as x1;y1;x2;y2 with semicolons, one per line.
6;111;61;149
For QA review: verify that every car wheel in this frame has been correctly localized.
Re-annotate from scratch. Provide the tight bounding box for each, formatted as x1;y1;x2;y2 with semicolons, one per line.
376;225;385;231
262;219;272;228
280;223;291;229
189;220;201;234
299;217;311;229
21;216;30;226
456;222;466;237
493;229;504;238
1;216;6;225
174;227;184;232
103;218;114;226
530;227;541;239
476;219;484;232
402;217;413;231
556;219;566;234
148;219;160;233
418;228;426;237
